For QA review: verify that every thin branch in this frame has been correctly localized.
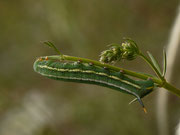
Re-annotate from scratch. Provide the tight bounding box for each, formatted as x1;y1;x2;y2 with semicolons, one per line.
39;55;180;97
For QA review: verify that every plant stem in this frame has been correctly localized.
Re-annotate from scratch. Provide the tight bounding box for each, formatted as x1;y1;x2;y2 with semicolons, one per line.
41;54;180;97
42;55;159;81
163;81;180;97
139;52;164;81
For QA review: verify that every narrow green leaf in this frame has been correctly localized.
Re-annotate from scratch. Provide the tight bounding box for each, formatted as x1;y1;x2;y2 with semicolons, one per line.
147;51;162;75
162;49;167;77
44;41;61;55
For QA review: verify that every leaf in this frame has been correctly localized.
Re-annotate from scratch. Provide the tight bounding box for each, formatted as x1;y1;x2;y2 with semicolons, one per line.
162;49;167;77
147;51;162;75
44;41;61;55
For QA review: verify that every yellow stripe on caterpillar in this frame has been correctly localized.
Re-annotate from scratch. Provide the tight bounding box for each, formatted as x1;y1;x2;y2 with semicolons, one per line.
38;65;141;89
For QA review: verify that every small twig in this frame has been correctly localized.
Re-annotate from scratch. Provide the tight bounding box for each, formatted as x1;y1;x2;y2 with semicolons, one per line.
39;55;180;97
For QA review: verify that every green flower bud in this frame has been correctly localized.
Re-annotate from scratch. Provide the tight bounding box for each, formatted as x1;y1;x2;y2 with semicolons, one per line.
121;39;139;60
99;44;122;63
99;50;112;63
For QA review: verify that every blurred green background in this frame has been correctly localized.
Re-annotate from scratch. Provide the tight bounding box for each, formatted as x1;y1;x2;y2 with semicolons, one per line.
0;0;180;135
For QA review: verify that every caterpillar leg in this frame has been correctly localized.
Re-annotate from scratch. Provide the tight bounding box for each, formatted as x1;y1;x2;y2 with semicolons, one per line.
129;98;138;105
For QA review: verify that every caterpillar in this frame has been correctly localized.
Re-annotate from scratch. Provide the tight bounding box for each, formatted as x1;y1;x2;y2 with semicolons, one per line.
33;56;154;113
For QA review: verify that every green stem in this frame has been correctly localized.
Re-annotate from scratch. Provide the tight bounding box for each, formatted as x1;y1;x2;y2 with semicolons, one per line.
163;81;180;97
137;52;180;96
40;55;180;97
139;52;164;81
43;55;160;82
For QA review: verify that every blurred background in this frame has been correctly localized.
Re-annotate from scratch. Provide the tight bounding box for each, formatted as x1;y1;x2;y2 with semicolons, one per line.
0;0;180;135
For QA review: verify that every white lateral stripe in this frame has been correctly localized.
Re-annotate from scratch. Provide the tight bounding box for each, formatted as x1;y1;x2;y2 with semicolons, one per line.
38;65;141;89
39;72;139;98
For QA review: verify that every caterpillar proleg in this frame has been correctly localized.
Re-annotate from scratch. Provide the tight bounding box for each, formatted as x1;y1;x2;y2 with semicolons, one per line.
33;56;154;113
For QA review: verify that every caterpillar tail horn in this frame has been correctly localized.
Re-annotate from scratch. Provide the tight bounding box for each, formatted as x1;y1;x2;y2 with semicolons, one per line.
129;97;147;113
137;97;147;113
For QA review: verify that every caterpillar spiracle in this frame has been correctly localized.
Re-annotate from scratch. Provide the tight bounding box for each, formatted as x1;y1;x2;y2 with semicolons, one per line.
33;56;154;113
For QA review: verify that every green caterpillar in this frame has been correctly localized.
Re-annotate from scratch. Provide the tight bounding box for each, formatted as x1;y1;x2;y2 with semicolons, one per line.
33;56;154;113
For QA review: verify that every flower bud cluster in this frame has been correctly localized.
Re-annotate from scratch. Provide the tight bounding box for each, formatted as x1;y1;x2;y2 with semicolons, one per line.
99;39;140;63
